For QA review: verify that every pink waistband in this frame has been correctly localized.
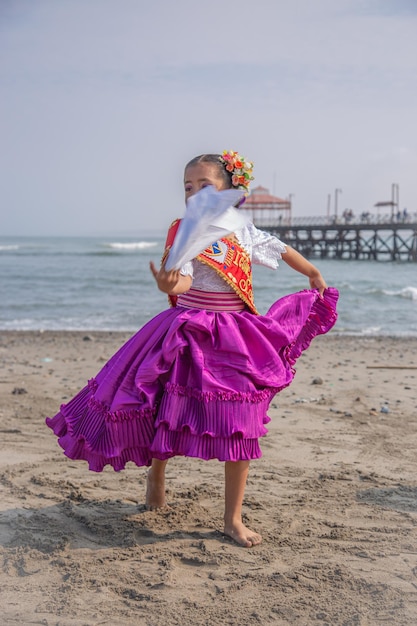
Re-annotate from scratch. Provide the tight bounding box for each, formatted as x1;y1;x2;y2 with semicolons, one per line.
177;288;245;312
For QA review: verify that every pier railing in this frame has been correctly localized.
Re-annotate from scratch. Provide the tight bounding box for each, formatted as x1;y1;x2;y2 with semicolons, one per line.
253;213;417;228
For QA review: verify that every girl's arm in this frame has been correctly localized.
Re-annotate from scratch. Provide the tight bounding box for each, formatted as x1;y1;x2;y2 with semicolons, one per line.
149;261;192;295
281;246;327;295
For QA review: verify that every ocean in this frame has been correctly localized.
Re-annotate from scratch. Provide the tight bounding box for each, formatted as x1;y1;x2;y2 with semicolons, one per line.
1;235;416;336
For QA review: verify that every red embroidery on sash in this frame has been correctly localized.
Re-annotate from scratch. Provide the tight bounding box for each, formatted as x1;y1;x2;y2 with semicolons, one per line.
197;240;259;315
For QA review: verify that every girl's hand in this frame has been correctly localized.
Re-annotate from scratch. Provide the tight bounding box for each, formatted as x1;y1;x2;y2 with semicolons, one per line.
308;271;327;296
149;260;180;293
281;246;328;296
149;260;192;295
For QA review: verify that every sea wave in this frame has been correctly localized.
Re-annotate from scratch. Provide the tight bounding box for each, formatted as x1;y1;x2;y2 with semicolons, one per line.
0;316;139;332
104;241;158;251
332;326;417;337
382;286;417;301
0;244;20;251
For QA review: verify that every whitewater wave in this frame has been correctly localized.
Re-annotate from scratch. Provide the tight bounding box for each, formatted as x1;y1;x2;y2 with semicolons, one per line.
0;316;139;332
382;286;417;301
0;244;20;251
104;241;158;251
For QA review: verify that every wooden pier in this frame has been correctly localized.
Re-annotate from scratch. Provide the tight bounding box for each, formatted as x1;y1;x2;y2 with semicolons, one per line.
240;185;416;261
258;218;417;262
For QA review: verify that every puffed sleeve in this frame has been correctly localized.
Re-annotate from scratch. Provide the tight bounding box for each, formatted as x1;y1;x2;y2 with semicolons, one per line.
243;223;287;269
180;260;194;277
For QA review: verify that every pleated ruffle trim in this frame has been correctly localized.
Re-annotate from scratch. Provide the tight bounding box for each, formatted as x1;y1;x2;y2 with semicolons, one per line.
46;379;276;471
163;381;276;404
282;288;338;365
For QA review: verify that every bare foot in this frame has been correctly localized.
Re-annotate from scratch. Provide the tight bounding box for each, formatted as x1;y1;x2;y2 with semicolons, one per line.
224;520;262;548
145;468;167;510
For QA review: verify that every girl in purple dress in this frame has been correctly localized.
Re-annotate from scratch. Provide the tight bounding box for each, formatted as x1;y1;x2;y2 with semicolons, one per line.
46;150;338;547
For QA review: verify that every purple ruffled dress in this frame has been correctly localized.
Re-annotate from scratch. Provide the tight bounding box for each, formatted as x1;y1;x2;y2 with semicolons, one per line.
46;225;338;472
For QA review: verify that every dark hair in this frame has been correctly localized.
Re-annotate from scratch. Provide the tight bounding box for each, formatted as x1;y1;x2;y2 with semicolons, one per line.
184;154;233;189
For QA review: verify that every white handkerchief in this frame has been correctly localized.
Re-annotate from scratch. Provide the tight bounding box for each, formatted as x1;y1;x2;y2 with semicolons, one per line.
165;186;250;271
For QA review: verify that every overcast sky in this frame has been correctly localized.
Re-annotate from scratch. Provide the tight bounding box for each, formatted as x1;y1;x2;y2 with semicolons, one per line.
1;0;416;236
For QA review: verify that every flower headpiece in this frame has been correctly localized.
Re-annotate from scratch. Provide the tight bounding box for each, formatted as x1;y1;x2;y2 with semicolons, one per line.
219;150;254;194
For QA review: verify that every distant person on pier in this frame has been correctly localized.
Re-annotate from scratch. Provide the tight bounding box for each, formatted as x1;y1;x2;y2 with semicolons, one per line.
343;209;354;224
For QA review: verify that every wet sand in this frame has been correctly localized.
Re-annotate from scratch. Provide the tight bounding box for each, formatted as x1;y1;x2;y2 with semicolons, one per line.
1;331;417;625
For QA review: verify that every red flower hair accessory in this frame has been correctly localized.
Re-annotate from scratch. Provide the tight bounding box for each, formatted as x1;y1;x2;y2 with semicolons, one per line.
219;150;254;194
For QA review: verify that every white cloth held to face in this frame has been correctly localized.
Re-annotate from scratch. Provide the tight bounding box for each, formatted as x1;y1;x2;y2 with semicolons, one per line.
165;185;250;271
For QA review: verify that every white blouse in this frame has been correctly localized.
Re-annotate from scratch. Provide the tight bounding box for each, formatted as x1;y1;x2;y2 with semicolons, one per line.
180;223;287;293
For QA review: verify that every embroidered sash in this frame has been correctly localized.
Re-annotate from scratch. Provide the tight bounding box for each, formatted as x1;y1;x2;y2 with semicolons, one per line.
162;219;259;315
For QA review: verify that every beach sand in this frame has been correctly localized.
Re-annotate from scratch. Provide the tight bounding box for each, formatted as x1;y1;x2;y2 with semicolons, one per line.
1;331;417;625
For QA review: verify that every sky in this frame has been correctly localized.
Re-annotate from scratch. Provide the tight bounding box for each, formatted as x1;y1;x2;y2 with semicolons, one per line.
1;0;417;237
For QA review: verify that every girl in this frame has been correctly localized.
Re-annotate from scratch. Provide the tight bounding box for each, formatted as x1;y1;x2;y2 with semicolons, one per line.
46;150;338;548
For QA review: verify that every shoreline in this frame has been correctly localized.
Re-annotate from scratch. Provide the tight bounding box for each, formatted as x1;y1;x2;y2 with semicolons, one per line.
2;328;417;338
1;331;417;624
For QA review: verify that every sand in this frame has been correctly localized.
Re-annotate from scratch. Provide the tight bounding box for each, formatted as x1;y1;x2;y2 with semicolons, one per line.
1;330;417;625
